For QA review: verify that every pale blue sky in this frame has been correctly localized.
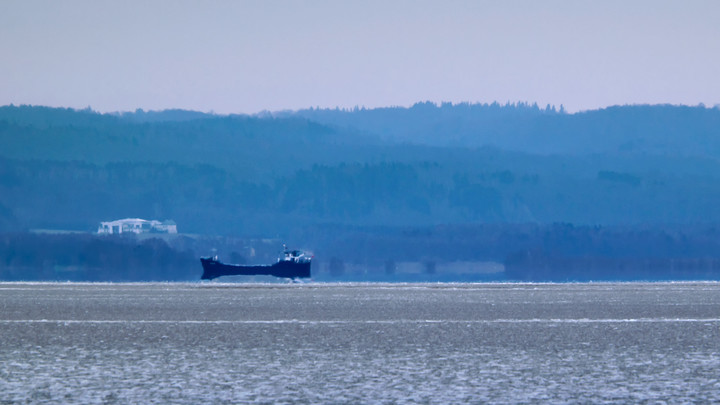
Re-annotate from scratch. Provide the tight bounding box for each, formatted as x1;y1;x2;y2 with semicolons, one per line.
1;0;719;113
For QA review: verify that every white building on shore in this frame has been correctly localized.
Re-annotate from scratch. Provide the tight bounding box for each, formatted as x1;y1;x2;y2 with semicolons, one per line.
97;218;177;235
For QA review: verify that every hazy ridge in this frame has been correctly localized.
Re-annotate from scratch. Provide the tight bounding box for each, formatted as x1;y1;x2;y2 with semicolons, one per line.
2;103;720;281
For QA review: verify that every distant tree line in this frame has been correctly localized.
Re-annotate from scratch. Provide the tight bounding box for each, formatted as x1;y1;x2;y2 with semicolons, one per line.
4;223;720;281
0;233;197;281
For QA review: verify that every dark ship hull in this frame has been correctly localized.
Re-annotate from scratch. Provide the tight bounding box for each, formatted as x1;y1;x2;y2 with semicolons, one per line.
200;257;311;280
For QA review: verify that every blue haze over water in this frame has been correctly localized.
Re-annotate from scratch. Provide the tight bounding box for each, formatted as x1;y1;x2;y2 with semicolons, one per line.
2;103;720;401
1;282;719;403
3;2;720;400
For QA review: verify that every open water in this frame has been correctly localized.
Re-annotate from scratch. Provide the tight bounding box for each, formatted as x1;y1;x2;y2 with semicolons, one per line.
1;282;720;403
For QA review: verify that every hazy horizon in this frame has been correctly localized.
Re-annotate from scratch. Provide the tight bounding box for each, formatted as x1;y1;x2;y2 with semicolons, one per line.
3;100;718;117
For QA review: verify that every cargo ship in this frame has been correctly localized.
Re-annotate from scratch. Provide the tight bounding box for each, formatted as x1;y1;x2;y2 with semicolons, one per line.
200;246;312;280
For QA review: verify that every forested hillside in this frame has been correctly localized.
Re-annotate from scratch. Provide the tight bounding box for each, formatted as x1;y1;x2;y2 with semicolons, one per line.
283;102;720;155
2;103;720;280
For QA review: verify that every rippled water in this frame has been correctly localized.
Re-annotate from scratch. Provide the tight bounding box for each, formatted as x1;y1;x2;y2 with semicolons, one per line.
1;282;720;403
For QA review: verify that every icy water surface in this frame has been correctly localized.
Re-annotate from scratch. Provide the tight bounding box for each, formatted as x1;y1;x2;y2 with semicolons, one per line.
1;282;720;403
